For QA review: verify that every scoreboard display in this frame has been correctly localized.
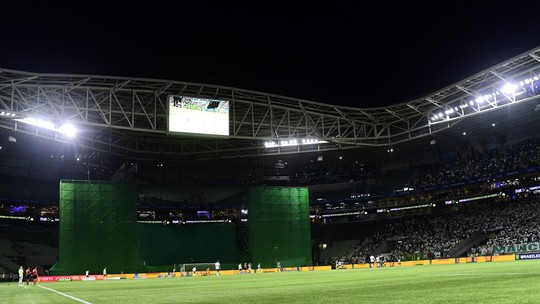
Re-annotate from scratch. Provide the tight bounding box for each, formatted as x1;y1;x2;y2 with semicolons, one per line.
168;95;229;136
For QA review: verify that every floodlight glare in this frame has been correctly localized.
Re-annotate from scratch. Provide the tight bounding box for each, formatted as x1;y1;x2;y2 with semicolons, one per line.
501;83;518;94
58;124;77;137
15;117;54;130
15;117;76;137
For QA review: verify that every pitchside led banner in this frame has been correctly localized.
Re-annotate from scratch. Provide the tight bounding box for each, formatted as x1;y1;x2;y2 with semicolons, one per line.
515;252;540;260
168;95;229;136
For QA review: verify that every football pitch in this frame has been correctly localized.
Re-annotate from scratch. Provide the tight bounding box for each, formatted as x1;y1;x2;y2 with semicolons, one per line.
3;260;540;304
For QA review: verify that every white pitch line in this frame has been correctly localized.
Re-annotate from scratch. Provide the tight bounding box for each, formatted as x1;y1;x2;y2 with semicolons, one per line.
38;285;93;304
418;272;531;276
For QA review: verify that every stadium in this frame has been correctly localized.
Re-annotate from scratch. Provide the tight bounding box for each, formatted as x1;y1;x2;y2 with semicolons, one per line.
2;44;540;303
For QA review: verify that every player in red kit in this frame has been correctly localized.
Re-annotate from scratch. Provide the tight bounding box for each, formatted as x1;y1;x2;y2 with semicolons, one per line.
32;267;38;285
25;267;31;285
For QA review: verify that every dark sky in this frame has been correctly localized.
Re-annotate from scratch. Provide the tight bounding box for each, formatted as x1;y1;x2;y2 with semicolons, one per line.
2;1;540;108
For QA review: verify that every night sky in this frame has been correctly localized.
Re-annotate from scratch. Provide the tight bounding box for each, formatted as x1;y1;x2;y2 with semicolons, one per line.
1;1;540;108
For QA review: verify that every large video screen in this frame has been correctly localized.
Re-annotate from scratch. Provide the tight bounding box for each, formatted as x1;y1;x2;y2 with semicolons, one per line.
168;95;229;136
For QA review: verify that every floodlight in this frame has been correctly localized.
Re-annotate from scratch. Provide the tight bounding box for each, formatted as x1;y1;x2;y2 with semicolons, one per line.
501;83;518;94
264;138;327;148
58;124;76;137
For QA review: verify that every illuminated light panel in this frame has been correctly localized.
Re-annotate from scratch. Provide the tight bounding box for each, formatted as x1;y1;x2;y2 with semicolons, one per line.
501;83;518;94
14;117;77;137
58;124;77;137
264;139;328;148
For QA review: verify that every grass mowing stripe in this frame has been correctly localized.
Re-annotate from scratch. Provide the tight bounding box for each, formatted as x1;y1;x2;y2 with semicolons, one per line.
38;285;93;304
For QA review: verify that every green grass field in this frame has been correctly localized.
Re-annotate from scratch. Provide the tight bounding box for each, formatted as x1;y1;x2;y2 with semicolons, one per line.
3;260;540;304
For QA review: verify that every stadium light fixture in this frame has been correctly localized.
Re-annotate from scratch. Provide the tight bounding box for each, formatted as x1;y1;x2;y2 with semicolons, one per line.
264;138;328;148
14;117;77;137
430;74;540;125
501;83;518;94
58;124;77;137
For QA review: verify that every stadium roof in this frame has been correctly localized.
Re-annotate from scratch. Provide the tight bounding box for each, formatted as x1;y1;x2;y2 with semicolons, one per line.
1;44;540;160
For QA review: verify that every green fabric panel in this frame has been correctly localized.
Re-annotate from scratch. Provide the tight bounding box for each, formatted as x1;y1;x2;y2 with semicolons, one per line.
49;180;137;275
248;186;312;268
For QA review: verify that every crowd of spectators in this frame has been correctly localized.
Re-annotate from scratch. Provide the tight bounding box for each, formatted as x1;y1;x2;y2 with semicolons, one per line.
349;208;479;263
477;199;540;252
334;198;540;264
319;137;540;264
409;138;540;189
